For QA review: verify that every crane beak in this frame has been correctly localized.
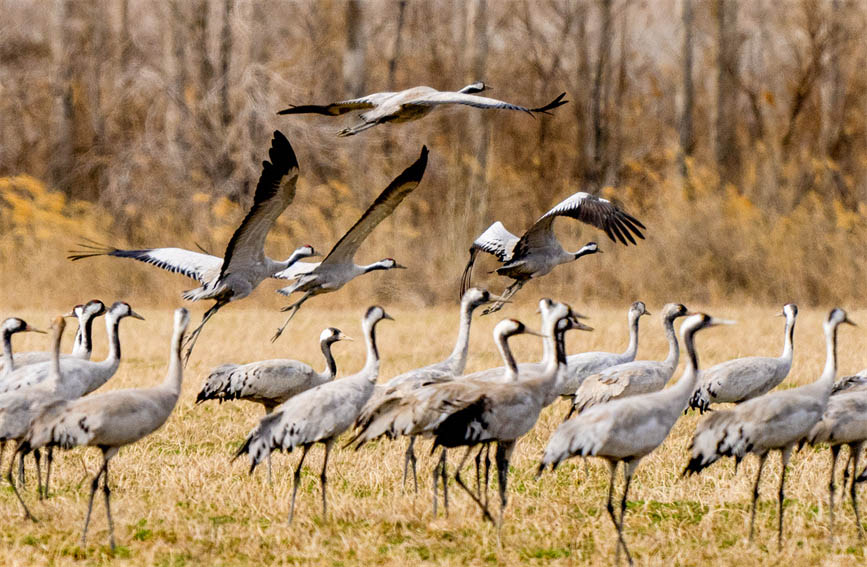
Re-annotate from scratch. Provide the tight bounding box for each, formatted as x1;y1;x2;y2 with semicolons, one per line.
25;325;46;334
338;332;354;341
393;263;408;270
383;313;395;321
570;311;590;320
710;317;737;327
844;316;857;327
130;311;146;321
487;294;511;304
570;318;594;332
523;328;547;338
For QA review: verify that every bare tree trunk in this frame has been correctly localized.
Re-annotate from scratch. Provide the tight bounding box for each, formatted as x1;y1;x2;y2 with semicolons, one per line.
590;0;612;189
608;3;628;188
679;0;695;184
574;2;589;182
387;0;407;91
344;0;366;97
715;0;740;188
194;0;213;96
219;0;233;129
50;0;73;195
465;0;489;222
164;1;188;158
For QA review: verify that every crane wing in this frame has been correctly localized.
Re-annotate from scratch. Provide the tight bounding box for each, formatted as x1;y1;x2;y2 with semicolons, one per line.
271;261;320;280
320;146;429;266
218;131;300;280
406;91;568;115
277;92;395;116
516;192;645;256
459;221;520;296
67;241;222;284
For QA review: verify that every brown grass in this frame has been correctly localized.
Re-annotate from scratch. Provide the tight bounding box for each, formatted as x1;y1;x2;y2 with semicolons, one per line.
0;303;865;566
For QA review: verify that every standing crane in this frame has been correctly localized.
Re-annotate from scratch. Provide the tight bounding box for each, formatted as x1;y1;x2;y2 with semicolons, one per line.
569;303;689;416
557;301;651;397
19;308;190;550
234;306;393;523
539;313;732;566
684;308;855;548
355;287;504;491
278;82;568;137
196;326;352;482
807;388;867;539
67;131;317;363
460;191;645;314
689;304;798;413
270;147;428;340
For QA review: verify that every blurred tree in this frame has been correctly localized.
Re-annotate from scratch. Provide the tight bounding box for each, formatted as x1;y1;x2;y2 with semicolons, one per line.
715;0;741;188
344;0;366;97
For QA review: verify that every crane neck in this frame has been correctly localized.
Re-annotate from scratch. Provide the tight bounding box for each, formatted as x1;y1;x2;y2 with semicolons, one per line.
780;314;796;362
2;328;14;374
72;313;96;359
362;260;392;274
495;332;519;381
50;324;64;381
274;249;309;273
446;299;475;374
622;311;641;360
817;320;840;398
664;324;703;414
361;319;382;381
104;313;123;363
320;339;338;379
661;315;680;370
542;322;571;405
161;321;185;396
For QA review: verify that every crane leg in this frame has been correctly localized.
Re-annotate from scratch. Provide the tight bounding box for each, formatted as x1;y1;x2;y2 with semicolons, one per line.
829;445;840;541
273;292;313;342
288;445;310;524
320;440;333;519
749;453;767;542
33;449;43;500
777;448;792;550
483;444;492;508
605;461;629;565
403;437;418;493
441;448;449;516
7;443;35;521
183;301;226;366
432;449;440;517
452;446;495;523
495;441;516;530
18;452;26;486
851;442;864;540
44;447;54;499
482;281;524;316
82;459;108;546
102;457;117;551
616;461;637;566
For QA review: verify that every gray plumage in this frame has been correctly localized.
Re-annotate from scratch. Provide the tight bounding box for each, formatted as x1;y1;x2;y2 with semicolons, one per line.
0;315;68;519
22;308;190;550
67;132;317;363
831;372;867;396
234;306;393;523
684;308;855;548
460;191;645;314
278;82;568;137
271;147;428;340
0;302;144;399
0;300;104;377
807;389;867;539
689;303;798;413
354;288;502;490
569;303;689;415
540;313;732;566
557;301;650;397
197;327;351;412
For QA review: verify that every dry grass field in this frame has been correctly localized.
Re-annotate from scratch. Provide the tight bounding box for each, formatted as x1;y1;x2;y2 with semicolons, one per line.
1;303;866;566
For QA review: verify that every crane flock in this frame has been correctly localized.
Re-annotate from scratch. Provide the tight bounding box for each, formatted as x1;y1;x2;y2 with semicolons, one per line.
3;79;865;564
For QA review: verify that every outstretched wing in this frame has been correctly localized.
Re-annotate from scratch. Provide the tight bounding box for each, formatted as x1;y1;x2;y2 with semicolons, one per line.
277;92;395;116
320;146;429;266
406;91;568;115
219;131;300;279
516;192;645;256
459;222;520;296
67;241;221;284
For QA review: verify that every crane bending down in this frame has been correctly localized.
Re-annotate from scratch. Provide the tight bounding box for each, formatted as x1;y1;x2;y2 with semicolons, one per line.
539;313;732;566
19;308;191;550
684;308;855;549
67;131;317;364
234;306;393;523
278;82;568;137
689;304;798;413
270;147;428;340
460;191;645;314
